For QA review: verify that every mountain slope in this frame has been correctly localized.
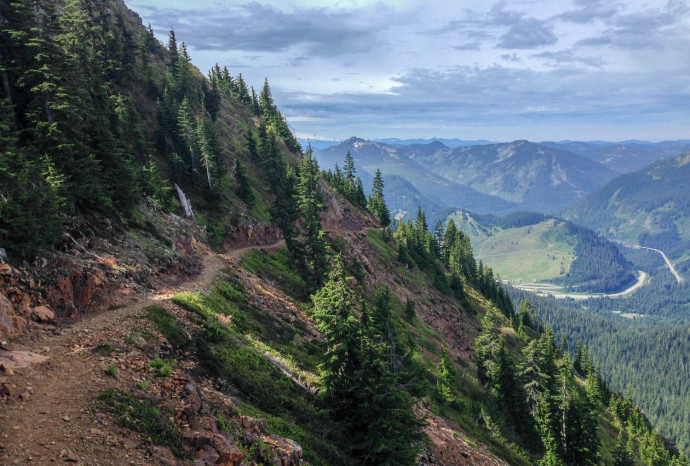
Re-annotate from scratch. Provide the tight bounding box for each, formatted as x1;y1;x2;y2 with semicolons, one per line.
316;138;518;217
563;152;690;261
404;140;617;213
0;1;686;464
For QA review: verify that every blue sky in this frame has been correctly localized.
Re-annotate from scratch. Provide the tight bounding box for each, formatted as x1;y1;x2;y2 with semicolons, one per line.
126;0;690;142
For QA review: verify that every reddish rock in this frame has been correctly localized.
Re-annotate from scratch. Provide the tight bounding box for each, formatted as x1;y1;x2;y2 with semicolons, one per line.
0;294;14;340
0;293;26;341
194;443;220;464
31;305;55;322
224;224;283;250
191;433;244;466
318;179;376;232
262;434;303;466
213;434;245;466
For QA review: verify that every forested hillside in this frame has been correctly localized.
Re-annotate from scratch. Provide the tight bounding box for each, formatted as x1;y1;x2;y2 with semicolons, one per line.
0;0;299;259
447;211;637;293
0;1;687;465
507;276;690;458
563;152;690;262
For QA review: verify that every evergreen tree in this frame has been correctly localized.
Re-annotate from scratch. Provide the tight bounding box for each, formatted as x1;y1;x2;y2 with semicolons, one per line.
235;73;250;105
177;96;197;171
246;128;258;160
355;177;367;209
368;168;390;227
167;28;178;61
612;428;636;466
250;86;260;114
296;149;328;286
196;115;213;192
443;219;457;264
312;255;361;409
436;347;456;403
313;258;421;465
343;151;356;190
234;158;254;205
259;77;274;115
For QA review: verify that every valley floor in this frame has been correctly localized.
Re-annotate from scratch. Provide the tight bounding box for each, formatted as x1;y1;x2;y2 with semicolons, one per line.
513;270;647;300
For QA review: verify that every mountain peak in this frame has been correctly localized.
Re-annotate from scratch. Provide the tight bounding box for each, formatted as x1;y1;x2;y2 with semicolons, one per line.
343;136;368;145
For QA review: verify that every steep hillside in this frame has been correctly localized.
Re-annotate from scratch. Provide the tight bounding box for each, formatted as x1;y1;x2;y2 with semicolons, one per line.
0;1;686;465
507;282;690;458
404;140;617;213
316;138;518;217
563;152;690;262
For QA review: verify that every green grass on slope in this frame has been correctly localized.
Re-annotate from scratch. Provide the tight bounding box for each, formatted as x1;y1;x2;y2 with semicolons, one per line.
366;229;530;465
97;389;187;458
165;276;342;465
464;219;577;284
241;247;311;301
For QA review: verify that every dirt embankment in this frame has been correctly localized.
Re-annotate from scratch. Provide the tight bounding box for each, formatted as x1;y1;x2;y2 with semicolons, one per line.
0;239;304;465
0;201;207;344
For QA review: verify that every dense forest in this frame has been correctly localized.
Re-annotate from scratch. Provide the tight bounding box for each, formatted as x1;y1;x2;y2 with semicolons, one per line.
556;223;637;293
507;270;690;457
1;1;687;464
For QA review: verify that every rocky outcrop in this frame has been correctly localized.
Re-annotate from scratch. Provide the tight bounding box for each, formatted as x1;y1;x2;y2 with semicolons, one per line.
224;223;283;250
0;288;26;342
0;200;206;342
415;404;509;466
318;180;376;232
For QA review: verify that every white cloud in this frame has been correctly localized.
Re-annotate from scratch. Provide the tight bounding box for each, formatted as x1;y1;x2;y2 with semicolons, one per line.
126;0;690;141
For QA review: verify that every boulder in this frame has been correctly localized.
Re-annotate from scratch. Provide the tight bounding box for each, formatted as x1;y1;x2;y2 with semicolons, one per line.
31;305;55;322
0;294;17;340
190;433;244;466
262;434;303;466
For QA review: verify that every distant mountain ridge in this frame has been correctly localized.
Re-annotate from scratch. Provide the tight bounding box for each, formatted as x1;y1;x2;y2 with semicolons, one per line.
388;139;618;213
540;140;690;173
374;137;495;147
315;138;518;222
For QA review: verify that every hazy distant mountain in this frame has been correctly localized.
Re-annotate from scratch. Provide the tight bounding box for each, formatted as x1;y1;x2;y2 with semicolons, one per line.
540;140;690;173
563;151;690;260
297;138;342;151
403;140;617;213
315;138;517;217
374;137;495;148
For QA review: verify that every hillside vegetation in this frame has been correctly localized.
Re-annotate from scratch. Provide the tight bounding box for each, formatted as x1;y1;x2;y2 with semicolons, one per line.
563;152;690;263
448;211;637;294
0;1;687;465
508;275;690;458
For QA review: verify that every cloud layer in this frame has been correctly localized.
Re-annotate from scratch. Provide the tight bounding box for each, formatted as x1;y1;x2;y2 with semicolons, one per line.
128;0;690;141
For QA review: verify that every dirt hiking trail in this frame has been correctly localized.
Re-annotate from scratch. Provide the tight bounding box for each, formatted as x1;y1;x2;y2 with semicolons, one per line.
0;238;288;465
